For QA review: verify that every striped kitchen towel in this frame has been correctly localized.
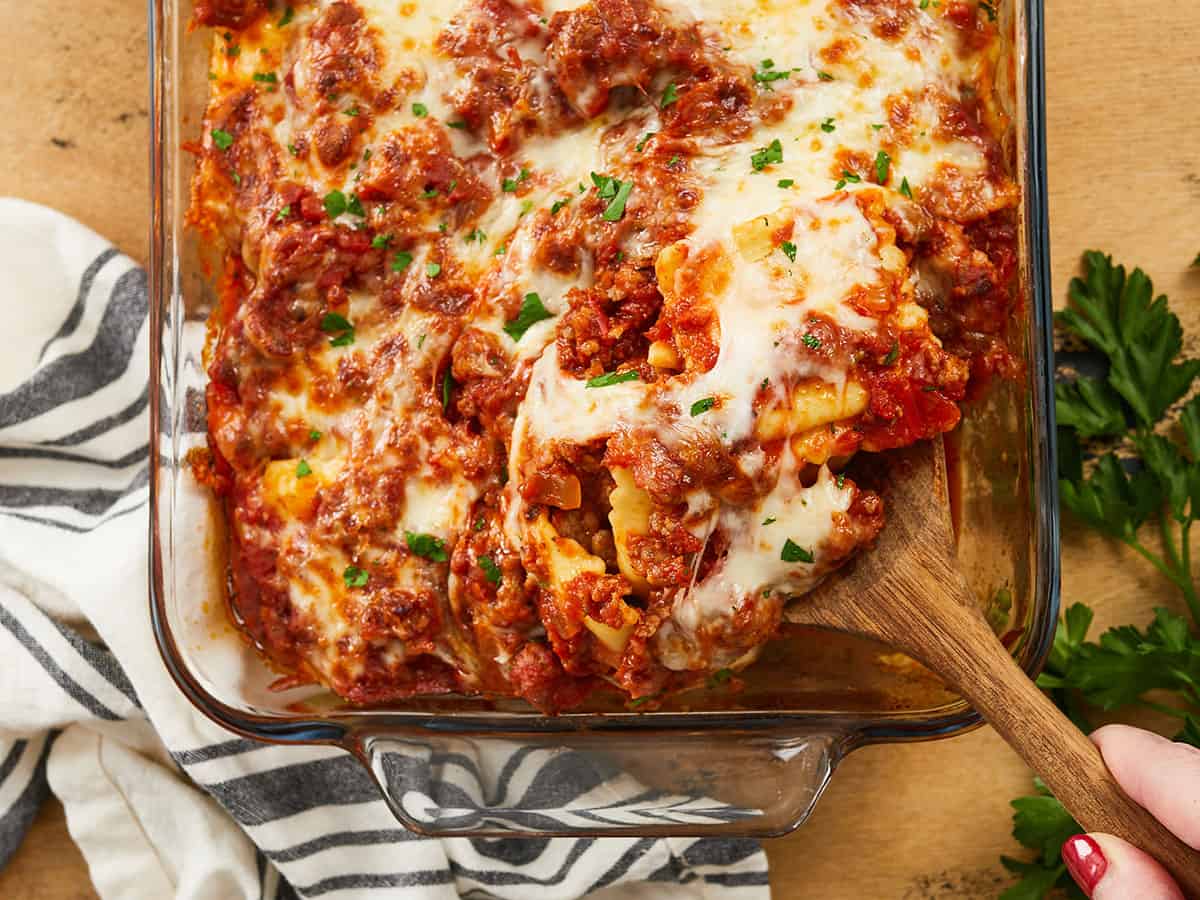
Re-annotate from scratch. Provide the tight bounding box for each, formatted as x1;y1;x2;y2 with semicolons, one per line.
0;197;770;900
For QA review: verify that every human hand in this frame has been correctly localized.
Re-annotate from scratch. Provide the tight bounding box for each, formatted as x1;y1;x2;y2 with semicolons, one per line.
1062;725;1200;899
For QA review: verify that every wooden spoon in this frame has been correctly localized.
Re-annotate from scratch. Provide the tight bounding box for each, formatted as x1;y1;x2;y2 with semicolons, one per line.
784;438;1200;895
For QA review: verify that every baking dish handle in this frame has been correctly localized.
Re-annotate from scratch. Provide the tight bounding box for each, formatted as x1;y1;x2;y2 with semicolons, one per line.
350;725;851;837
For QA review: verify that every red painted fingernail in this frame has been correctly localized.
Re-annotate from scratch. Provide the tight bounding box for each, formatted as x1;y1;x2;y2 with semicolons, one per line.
1062;834;1108;897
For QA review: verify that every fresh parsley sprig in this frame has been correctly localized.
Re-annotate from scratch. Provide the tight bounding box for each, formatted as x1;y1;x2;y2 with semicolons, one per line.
1001;250;1200;898
1057;251;1200;618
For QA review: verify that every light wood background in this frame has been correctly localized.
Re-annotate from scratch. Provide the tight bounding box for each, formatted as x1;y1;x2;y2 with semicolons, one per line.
1;1;1198;897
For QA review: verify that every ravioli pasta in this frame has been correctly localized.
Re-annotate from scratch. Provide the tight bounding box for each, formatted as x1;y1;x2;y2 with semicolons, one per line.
191;0;1019;710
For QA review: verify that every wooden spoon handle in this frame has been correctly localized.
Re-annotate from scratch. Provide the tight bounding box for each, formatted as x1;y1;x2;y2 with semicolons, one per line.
916;591;1200;895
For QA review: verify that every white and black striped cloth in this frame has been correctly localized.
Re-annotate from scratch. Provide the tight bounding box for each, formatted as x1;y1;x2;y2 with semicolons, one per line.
0;198;771;899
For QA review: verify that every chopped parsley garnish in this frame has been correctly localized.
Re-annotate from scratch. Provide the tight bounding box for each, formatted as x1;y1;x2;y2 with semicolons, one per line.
441;369;455;412
753;60;793;90
416;334;426;349
287;142;299;156
802;333;821;349
636;132;656;152
323;190;348;218
899;176;913;199
278;6;294;26
762;516;777;526
690;397;717;416
345;193;365;217
781;539;814;564
883;341;900;365
320;312;355;347
602;181;634;221
661;82;679;108
371;233;392;249
707;668;734;687
979;1;997;21
446;120;468;129
252;72;278;84
276;205;291;221
820;117;836;133
520;199;534;216
874;150;892;184
343;565;369;588
391;251;413;272
837;472;846;489
405;531;448;563
426;262;442;278
225;44;241;58
591;172;621;198
343;106;361;117
494;244;506;256
502;169;531;192
816;70;834;81
412;102;428;117
465;228;487;244
834;170;862;190
419;187;439;199
296;459;313;478
586;370;639;388
211;129;234;151
778;178;795;188
308;429;322;441
504;292;554;342
780;240;798;263
750;139;784;172
229;171;241;186
667;154;681;168
478;556;502;585
551;196;572;215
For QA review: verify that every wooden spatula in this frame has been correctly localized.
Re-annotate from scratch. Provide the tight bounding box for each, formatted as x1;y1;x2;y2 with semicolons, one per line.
784;438;1200;894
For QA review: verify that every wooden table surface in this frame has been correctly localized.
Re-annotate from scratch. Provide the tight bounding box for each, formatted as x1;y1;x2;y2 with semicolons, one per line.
2;1;1198;897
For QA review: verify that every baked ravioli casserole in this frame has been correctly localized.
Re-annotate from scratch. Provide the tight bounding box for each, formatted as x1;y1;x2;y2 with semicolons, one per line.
189;0;1019;710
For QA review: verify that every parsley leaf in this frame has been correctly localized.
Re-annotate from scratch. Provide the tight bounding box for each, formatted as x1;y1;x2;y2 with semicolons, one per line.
323;190;347;218
780;240;797;263
478;556;502;585
690;397;716;416
211;128;234;151
320;312;355;347
503;292;554;342
1060;453;1163;541
391;251;413;272
602;180;634;221
753;61;792;90
406;531;448;563
874;150;891;184
750;139;784;172
1054;376;1126;437
781;539;814;563
295;459;312;478
343;565;369;588
835;170;862;190
502;168;531;192
661;82;679;108
587;370;639;388
1057;251;1200;428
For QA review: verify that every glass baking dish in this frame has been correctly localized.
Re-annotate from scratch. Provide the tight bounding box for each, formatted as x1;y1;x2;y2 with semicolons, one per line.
149;0;1056;838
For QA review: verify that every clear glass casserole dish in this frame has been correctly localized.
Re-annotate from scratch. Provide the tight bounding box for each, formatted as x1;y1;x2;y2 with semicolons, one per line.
149;0;1057;837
